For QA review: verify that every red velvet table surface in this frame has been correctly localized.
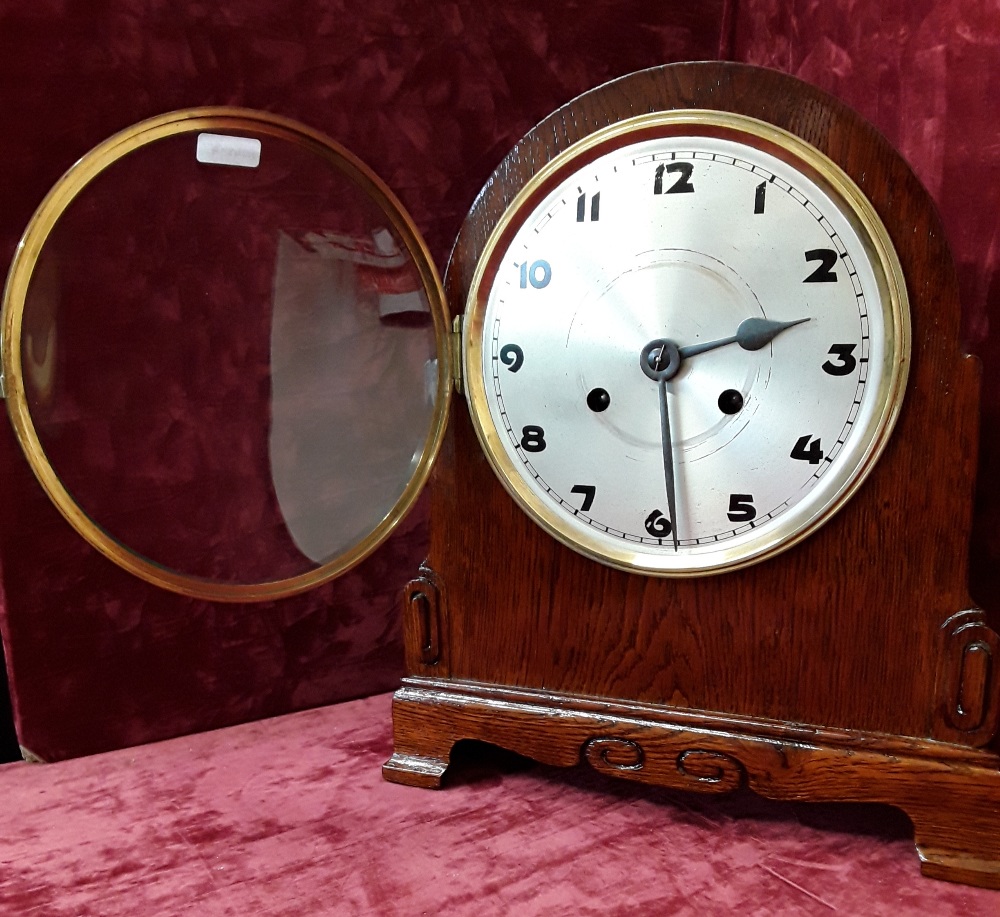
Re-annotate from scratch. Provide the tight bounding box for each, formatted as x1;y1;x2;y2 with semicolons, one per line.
1;692;996;916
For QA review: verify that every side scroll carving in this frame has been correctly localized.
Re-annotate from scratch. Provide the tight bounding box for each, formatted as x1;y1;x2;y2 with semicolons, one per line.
402;564;448;675
935;609;1000;746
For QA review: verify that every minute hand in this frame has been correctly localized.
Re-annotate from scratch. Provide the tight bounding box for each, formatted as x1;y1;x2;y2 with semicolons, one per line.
678;317;810;359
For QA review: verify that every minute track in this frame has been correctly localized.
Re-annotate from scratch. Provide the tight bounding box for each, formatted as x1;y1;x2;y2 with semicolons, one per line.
466;110;907;575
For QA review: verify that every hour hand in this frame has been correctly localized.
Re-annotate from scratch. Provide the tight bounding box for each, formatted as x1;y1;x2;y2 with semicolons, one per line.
679;317;810;359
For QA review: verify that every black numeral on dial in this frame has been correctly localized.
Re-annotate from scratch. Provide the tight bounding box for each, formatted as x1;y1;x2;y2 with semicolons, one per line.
519;260;551;289
644;509;673;537
727;494;757;522
822;344;858;376
803;249;839;283
576;192;600;222
790;435;824;464
653;162;694;195
520;425;546;452
500;343;524;372
570;485;596;512
754;181;767;214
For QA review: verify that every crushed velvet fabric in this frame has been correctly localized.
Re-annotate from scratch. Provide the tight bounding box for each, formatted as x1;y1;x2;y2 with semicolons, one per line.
1;0;998;777
0;2;725;761
0;693;996;914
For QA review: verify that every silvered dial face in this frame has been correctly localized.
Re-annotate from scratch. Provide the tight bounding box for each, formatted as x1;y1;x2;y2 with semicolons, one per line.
464;112;909;575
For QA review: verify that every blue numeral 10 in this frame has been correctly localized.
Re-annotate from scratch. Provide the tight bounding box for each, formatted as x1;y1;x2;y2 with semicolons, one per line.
519;259;551;289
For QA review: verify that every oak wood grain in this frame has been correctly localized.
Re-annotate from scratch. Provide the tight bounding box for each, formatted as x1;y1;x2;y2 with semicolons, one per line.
388;62;997;888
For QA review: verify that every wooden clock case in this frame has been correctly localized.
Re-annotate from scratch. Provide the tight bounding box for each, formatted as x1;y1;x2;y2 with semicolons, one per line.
383;62;1000;889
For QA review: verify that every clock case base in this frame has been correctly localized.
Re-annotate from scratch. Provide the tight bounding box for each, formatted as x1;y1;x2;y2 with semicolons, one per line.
385;62;999;889
384;678;1000;890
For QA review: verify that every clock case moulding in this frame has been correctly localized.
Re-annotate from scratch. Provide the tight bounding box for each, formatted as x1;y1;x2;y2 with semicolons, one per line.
380;62;1000;891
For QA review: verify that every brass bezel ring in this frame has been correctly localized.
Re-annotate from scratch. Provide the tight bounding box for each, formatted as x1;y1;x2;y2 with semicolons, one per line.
463;109;910;576
1;107;451;602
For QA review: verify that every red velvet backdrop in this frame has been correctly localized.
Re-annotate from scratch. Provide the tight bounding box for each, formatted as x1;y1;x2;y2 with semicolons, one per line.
1;2;998;762
0;2;725;760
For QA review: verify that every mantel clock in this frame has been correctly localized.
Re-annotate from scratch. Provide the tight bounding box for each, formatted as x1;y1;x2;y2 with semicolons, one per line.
382;63;1000;890
2;62;997;887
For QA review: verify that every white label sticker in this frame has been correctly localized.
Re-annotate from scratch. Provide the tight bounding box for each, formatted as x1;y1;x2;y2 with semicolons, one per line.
196;133;261;168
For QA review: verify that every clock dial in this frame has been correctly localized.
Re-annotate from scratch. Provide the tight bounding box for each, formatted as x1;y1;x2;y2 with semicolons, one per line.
463;112;909;574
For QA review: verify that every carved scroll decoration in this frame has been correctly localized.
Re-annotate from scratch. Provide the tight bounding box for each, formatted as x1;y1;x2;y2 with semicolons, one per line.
676;749;745;793
583;736;745;795
584;737;645;772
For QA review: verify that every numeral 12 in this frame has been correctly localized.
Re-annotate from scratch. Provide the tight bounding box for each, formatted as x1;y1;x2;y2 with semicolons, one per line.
653;162;694;195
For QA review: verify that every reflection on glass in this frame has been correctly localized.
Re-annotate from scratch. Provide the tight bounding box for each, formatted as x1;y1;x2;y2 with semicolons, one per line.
270;227;434;564
18;127;439;587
